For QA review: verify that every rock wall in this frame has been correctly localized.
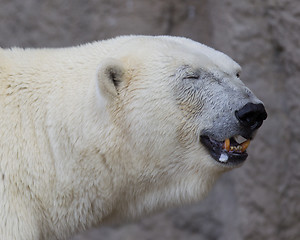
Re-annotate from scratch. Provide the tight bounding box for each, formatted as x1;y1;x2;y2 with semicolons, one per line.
0;0;299;239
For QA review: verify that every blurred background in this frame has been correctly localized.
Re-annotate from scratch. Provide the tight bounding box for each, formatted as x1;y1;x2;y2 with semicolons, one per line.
0;0;299;239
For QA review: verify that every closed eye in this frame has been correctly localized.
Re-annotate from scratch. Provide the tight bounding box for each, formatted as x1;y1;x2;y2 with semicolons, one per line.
183;74;200;80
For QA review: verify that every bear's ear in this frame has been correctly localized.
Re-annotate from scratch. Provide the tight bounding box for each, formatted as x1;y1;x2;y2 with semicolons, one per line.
97;59;125;100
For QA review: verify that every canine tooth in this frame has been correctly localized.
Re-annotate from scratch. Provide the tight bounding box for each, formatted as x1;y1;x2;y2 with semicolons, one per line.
223;138;230;152
237;145;242;151
241;139;250;152
230;146;234;151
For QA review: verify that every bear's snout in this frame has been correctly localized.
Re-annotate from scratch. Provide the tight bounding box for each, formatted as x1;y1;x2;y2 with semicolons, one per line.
235;103;267;136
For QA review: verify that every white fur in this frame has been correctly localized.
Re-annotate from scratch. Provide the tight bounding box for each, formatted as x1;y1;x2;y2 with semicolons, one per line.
0;36;248;239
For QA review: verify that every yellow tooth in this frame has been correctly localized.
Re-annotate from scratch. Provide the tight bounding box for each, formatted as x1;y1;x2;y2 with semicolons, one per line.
223;138;230;152
241;139;250;152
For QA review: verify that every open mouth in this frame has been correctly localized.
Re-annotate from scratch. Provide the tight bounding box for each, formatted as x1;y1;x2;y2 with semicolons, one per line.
200;135;251;165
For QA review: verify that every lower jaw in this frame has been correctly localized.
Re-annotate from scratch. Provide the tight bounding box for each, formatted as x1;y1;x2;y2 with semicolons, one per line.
213;150;248;166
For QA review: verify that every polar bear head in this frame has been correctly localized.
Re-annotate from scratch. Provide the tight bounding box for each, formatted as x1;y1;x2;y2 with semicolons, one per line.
93;36;267;220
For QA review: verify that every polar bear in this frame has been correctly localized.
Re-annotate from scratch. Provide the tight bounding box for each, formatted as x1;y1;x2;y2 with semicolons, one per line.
0;35;267;240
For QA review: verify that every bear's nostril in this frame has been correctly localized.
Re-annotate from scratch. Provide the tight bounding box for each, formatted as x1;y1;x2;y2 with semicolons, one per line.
235;103;267;130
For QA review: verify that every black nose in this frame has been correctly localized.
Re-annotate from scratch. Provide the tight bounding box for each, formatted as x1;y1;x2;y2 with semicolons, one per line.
235;103;267;130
